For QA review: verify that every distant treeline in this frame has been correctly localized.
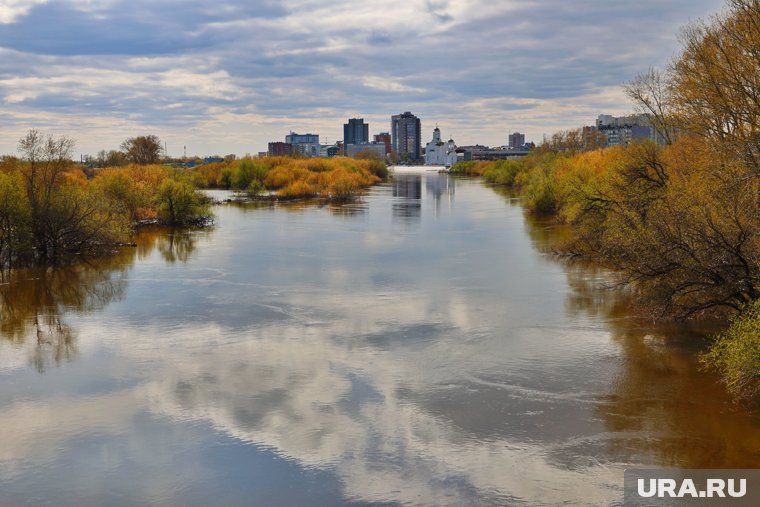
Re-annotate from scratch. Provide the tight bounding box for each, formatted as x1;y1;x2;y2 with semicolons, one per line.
454;0;760;403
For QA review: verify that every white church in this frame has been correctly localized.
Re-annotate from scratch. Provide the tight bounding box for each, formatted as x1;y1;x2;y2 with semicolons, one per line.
424;127;458;167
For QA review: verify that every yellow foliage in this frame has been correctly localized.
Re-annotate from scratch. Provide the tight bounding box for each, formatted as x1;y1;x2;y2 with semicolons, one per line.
236;157;382;198
280;180;320;198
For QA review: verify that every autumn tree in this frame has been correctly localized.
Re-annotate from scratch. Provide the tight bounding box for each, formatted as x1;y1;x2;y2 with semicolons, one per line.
155;177;210;225
0;170;31;265
353;150;389;178
625;68;677;145
539;127;607;154
17;130;128;262
19;130;77;256
557;136;759;319
95;149;128;168
121;135;163;165
702;299;760;402
93;169;142;221
670;0;760;172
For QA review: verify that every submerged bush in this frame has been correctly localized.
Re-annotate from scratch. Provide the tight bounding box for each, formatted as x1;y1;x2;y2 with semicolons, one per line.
93;169;141;221
192;156;381;199
0;170;32;265
701;300;760;402
449;161;490;176
155;178;211;225
0;130;135;265
482;160;523;186
367;159;389;179
233;159;268;190
520;166;559;215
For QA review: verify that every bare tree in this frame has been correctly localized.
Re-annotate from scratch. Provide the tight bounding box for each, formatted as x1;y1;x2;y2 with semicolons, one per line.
670;0;760;172
625;67;677;145
17;130;127;262
120;135;163;165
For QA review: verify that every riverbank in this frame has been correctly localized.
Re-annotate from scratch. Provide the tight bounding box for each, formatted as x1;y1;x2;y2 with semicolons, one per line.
1;148;387;268
2;172;758;506
450;140;760;403
0;137;212;269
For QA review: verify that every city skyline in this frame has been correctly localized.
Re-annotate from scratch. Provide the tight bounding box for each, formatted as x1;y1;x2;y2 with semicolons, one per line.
0;0;723;157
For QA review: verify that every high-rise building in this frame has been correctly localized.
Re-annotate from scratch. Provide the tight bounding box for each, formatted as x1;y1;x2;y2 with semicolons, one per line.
508;132;525;149
374;132;391;154
391;112;422;162
595;114;664;146
285;132;320;157
344;118;369;148
268;142;293;157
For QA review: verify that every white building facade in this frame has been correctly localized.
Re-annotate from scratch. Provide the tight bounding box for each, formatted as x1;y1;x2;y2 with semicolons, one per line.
424;127;458;166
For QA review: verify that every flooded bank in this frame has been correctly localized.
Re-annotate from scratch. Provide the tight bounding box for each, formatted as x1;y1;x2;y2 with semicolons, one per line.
0;172;758;506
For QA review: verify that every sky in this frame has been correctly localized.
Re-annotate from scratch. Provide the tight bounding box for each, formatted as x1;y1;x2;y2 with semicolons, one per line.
0;0;725;158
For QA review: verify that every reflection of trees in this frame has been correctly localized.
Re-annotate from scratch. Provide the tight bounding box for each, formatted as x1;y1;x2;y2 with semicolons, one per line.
0;253;132;372
327;202;368;217
562;258;760;469
503;184;760;469
157;230;199;264
487;185;575;254
521;212;574;254
0;225;209;371
224;199;369;218
132;226;203;264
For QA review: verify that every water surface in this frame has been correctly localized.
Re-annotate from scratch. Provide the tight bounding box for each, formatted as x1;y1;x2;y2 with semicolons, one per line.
1;171;758;506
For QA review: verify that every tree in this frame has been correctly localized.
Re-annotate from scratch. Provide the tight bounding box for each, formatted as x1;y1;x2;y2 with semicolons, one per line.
93;169;141;221
19;130;76;258
701;299;760;401
625;67;677;145
17;130;128;262
95;149;128;168
353;149;382;160
232;159;267;190
567;136;759;319
0;170;31;266
120;135;163;165
155;178;210;225
539;127;606;154
670;0;760;172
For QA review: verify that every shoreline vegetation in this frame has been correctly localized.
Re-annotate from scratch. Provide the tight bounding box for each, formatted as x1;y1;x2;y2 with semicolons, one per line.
453;0;760;403
0;135;388;268
0;131;213;268
193;155;388;200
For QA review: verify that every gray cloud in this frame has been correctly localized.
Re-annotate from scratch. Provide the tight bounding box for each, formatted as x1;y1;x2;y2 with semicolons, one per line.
0;0;725;155
0;0;287;55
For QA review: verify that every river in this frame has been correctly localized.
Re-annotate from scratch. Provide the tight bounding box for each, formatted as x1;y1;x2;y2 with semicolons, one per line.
0;170;758;506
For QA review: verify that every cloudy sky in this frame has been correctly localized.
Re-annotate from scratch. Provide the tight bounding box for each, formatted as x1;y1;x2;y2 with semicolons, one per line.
0;0;724;157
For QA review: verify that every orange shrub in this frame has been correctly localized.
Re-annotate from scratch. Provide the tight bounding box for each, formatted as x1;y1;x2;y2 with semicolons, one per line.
280;180;320;198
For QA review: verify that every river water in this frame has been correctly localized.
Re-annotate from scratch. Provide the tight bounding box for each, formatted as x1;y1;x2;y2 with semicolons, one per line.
0;170;758;506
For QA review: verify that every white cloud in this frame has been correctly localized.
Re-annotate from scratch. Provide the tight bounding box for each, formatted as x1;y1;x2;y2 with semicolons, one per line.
0;0;47;24
361;75;427;93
